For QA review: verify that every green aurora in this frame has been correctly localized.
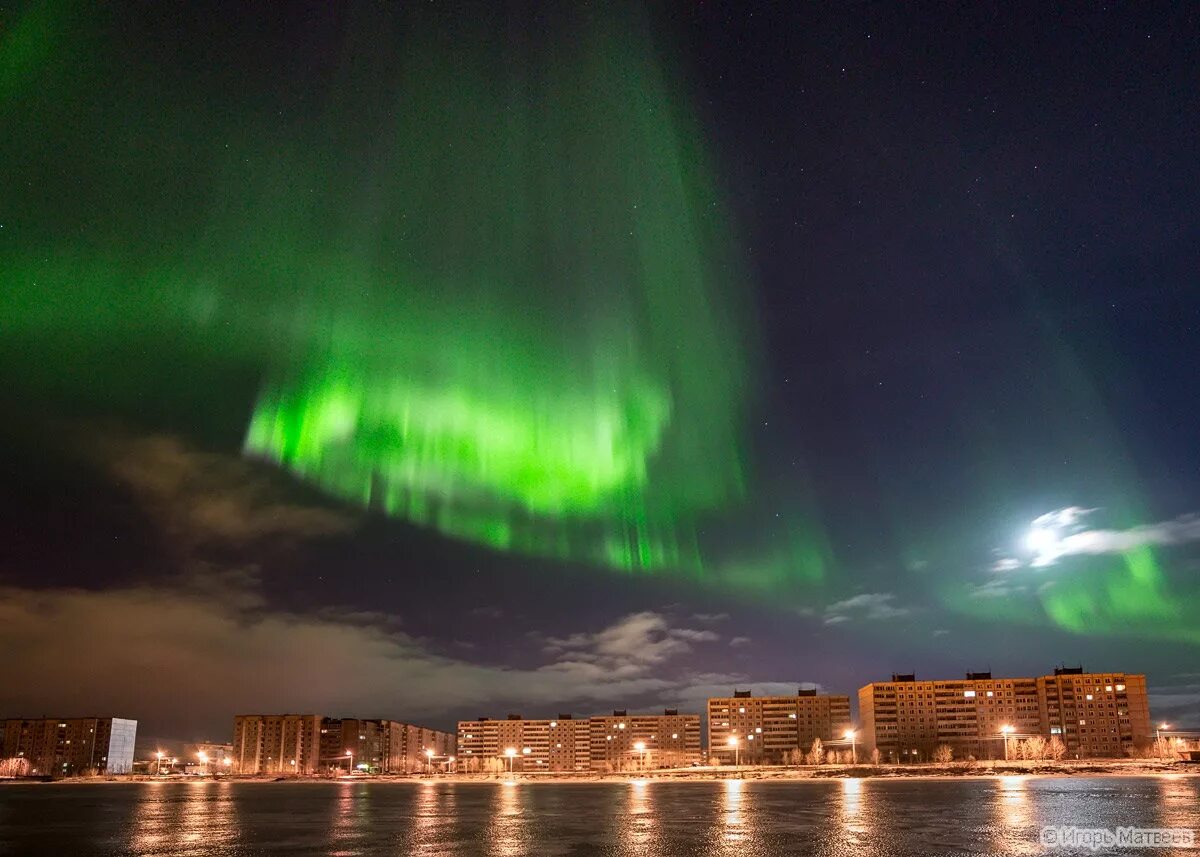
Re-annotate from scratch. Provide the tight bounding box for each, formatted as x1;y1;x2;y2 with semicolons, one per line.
2;1;1196;643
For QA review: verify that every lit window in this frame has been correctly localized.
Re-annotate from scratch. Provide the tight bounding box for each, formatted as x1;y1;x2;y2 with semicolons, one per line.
1116;684;1125;691
671;733;678;739
1086;694;1093;701
964;690;976;698
1105;686;1112;692
550;722;557;727
986;691;994;697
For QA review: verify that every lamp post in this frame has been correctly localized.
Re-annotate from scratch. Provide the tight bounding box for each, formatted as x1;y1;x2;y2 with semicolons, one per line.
197;751;209;776
844;729;857;764
155;751;164;776
1000;725;1015;761
425;748;434;774
726;735;740;767
633;741;647;771
345;749;354;773
1157;723;1170;759
504;747;516;773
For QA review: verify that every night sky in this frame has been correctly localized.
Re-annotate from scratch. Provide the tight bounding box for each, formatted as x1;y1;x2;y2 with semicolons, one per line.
2;1;1198;750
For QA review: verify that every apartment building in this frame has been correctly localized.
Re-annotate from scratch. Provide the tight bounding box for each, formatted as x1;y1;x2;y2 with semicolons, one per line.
707;689;852;764
588;709;702;771
1;717;137;777
456;714;590;772
232;714;323;774
1038;668;1151;758
859;668;1151;761
235;715;455;775
457;709;701;772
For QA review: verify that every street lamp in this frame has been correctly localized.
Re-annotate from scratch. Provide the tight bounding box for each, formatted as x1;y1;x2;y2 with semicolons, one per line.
844;729;857;764
425;748;434;774
504;747;516;773
1157;723;1171;759
1000;725;1015;761
155;751;164;776
197;751;209;776
633;740;647;770
726;735;740;767
345;750;353;773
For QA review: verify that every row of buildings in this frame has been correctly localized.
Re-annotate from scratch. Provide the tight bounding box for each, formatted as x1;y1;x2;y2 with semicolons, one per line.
859;667;1152;761
1;717;137;777
456;709;702;772
0;667;1156;777
231;715;455;775
458;667;1154;769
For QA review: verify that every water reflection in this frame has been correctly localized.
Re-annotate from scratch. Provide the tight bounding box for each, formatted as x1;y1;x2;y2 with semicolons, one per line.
486;782;528;857
127;780;239;856
837;777;868;849
1157;774;1198;832
621;780;656;855
330;782;368;857
990;775;1038;856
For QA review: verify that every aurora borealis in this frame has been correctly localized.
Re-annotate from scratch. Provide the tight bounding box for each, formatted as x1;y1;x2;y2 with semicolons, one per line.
239;10;750;567
2;1;1200;738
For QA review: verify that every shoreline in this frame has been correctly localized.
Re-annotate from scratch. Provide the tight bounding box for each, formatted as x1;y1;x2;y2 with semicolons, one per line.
8;759;1196;786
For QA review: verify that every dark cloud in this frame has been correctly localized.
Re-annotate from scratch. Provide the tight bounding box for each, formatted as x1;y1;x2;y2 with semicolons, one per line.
91;432;355;550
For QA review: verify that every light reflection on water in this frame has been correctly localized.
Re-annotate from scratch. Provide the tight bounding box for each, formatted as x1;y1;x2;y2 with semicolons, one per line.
0;775;1195;856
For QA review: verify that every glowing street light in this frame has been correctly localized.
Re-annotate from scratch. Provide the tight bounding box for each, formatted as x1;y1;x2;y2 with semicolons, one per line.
633;740;648;770
345;749;354;773
1157;723;1171;759
504;747;516;773
155;751;164;776
197;751;209;776
726;735;740;767
999;725;1015;761
844;728;857;764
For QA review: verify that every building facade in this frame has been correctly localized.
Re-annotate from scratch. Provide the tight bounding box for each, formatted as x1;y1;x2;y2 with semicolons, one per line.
1038;669;1151;758
859;668;1151;761
707;690;852;764
233;714;323;774
588;710;702;771
235;715;455;775
457;710;701;772
1;717;137;777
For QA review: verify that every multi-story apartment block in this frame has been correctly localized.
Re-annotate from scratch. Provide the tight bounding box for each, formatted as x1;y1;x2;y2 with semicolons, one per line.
317;718;456;774
1038;668;1150;758
859;668;1151;761
457;709;701;772
707;689;852;764
588;709;702;771
233;714;323;774
1;717;137;777
234;715;454;775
